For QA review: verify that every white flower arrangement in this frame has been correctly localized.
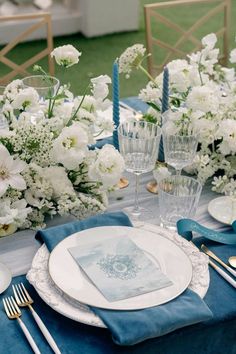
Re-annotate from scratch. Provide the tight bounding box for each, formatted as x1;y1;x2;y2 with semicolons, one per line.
0;45;124;235
119;34;236;197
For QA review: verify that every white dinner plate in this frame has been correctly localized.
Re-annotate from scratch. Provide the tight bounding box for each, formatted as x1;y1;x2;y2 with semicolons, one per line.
208;196;236;225
0;262;12;294
48;226;193;310
27;223;209;328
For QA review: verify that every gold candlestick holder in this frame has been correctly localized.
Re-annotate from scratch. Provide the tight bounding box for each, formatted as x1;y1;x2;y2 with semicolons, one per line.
118;177;129;189
146;162;168;194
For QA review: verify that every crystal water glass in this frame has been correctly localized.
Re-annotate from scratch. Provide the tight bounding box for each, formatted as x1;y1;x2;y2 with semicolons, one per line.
22;75;60;101
163;129;199;175
158;175;202;230
118;121;161;220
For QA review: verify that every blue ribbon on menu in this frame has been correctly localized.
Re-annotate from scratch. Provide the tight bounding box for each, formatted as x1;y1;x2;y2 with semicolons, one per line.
177;219;236;245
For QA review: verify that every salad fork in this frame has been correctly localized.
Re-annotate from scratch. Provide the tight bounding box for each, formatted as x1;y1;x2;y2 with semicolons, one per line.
3;296;41;354
13;283;61;354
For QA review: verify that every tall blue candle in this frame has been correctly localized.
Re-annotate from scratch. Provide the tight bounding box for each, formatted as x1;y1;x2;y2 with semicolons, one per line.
112;59;120;150
161;66;169;115
159;66;169;162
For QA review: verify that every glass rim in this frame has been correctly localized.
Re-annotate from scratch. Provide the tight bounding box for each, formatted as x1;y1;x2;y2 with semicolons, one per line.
158;175;202;196
22;75;60;89
162;131;199;138
118;120;162;137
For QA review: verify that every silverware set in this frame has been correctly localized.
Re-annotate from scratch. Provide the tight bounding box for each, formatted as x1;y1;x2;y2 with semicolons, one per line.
3;283;61;354
201;245;236;289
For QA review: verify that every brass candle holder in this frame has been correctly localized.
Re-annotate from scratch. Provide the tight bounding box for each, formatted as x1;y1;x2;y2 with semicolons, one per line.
117;177;129;189
146;162;168;194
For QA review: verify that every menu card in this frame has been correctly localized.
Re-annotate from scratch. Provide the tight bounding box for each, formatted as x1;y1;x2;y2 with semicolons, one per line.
68;235;172;302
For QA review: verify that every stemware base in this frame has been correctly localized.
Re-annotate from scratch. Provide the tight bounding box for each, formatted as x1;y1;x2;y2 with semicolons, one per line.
123;206;155;222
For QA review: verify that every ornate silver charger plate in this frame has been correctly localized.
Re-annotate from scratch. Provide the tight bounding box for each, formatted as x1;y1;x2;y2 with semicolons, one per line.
27;223;209;328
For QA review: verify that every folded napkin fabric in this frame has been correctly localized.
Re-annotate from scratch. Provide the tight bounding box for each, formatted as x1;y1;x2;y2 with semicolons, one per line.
36;211;213;346
93;288;212;345
36;211;132;252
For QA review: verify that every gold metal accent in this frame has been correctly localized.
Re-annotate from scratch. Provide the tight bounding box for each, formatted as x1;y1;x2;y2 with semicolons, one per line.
201;244;232;271
117;177;129;189
3;296;22;320
146;180;158;194
228;256;236;268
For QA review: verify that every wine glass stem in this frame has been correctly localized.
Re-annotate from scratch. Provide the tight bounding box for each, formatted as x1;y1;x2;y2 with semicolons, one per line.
134;174;140;213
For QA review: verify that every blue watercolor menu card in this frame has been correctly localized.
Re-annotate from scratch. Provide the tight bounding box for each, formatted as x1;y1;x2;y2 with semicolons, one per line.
68;235;172;302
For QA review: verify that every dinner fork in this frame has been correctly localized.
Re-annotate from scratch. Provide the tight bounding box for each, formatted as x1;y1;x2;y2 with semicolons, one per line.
13;283;61;354
3;296;41;354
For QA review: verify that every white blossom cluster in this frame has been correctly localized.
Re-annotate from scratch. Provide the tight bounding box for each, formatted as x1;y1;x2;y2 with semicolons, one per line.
0;45;124;235
119;34;236;196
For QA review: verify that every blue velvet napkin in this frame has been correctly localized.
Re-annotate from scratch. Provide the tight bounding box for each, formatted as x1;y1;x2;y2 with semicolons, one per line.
36;211;213;346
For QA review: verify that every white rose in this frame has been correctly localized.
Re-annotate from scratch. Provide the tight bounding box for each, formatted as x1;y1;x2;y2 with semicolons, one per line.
88;145;125;188
51;45;81;68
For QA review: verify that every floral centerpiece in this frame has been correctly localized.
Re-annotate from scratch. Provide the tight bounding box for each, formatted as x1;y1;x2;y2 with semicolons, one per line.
0;44;124;236
118;34;236;196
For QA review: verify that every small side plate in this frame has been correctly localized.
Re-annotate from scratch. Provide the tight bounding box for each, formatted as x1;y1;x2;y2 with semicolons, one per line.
208;196;236;225
0;262;12;294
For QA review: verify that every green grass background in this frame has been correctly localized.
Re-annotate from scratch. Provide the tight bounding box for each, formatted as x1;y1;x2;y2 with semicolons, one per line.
0;0;236;98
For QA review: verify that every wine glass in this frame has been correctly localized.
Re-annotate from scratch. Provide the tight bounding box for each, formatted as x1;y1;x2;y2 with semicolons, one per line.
22;75;60;102
162;128;199;175
118;121;161;220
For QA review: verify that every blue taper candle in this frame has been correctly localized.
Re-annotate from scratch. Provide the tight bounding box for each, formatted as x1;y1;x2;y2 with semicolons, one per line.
159;66;169;161
161;66;169;114
112;59;120;150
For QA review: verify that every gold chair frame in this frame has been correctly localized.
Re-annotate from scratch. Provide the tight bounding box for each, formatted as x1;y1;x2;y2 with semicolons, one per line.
0;13;54;85
144;0;231;76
